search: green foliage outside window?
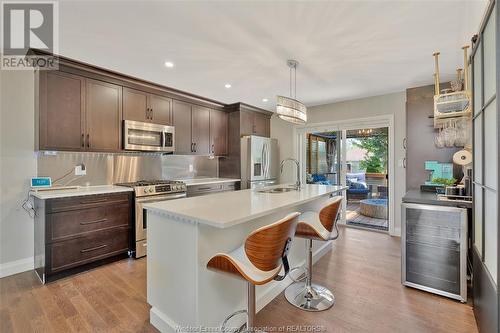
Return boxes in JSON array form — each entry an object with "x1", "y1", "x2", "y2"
[{"x1": 353, "y1": 129, "x2": 388, "y2": 173}]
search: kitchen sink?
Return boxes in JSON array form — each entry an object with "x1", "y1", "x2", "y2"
[{"x1": 258, "y1": 186, "x2": 297, "y2": 193}]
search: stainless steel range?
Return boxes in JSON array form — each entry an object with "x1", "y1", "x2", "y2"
[{"x1": 116, "y1": 180, "x2": 187, "y2": 258}]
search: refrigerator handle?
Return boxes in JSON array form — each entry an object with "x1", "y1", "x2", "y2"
[
  {"x1": 265, "y1": 143, "x2": 270, "y2": 178},
  {"x1": 264, "y1": 143, "x2": 269, "y2": 178},
  {"x1": 261, "y1": 143, "x2": 266, "y2": 177}
]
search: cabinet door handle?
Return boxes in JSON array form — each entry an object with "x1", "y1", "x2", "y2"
[
  {"x1": 191, "y1": 143, "x2": 194, "y2": 152},
  {"x1": 403, "y1": 157, "x2": 407, "y2": 169},
  {"x1": 80, "y1": 244, "x2": 107, "y2": 253},
  {"x1": 80, "y1": 218, "x2": 107, "y2": 225},
  {"x1": 146, "y1": 108, "x2": 149, "y2": 120},
  {"x1": 211, "y1": 144, "x2": 215, "y2": 154},
  {"x1": 86, "y1": 134, "x2": 90, "y2": 148},
  {"x1": 403, "y1": 138, "x2": 407, "y2": 150},
  {"x1": 150, "y1": 108, "x2": 153, "y2": 120},
  {"x1": 194, "y1": 142, "x2": 197, "y2": 152},
  {"x1": 81, "y1": 134, "x2": 84, "y2": 148}
]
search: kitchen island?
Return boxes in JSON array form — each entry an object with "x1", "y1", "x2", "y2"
[{"x1": 144, "y1": 184, "x2": 346, "y2": 333}]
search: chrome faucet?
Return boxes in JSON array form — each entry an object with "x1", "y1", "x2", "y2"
[{"x1": 280, "y1": 158, "x2": 301, "y2": 190}]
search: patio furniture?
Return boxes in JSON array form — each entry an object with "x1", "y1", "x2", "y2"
[
  {"x1": 359, "y1": 199, "x2": 388, "y2": 219},
  {"x1": 346, "y1": 173, "x2": 370, "y2": 200},
  {"x1": 377, "y1": 185, "x2": 388, "y2": 199}
]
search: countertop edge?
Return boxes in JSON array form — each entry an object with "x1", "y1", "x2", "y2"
[
  {"x1": 402, "y1": 190, "x2": 472, "y2": 209},
  {"x1": 145, "y1": 187, "x2": 346, "y2": 228},
  {"x1": 29, "y1": 186, "x2": 133, "y2": 200}
]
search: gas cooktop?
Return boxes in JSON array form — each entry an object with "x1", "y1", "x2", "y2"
[{"x1": 116, "y1": 180, "x2": 186, "y2": 197}]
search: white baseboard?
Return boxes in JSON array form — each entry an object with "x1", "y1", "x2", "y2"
[
  {"x1": 150, "y1": 307, "x2": 178, "y2": 333},
  {"x1": 0, "y1": 256, "x2": 33, "y2": 278},
  {"x1": 150, "y1": 242, "x2": 333, "y2": 332}
]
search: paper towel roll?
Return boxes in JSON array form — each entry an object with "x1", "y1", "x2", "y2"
[{"x1": 453, "y1": 150, "x2": 472, "y2": 166}]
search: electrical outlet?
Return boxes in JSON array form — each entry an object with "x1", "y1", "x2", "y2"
[
  {"x1": 75, "y1": 165, "x2": 87, "y2": 176},
  {"x1": 189, "y1": 164, "x2": 194, "y2": 172}
]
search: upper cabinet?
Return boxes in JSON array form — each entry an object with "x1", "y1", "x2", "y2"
[
  {"x1": 123, "y1": 88, "x2": 172, "y2": 125},
  {"x1": 210, "y1": 109, "x2": 228, "y2": 155},
  {"x1": 32, "y1": 52, "x2": 263, "y2": 155},
  {"x1": 192, "y1": 105, "x2": 210, "y2": 155},
  {"x1": 172, "y1": 100, "x2": 193, "y2": 154},
  {"x1": 149, "y1": 94, "x2": 172, "y2": 125},
  {"x1": 37, "y1": 72, "x2": 122, "y2": 152},
  {"x1": 239, "y1": 110, "x2": 271, "y2": 137},
  {"x1": 85, "y1": 79, "x2": 122, "y2": 151},
  {"x1": 37, "y1": 71, "x2": 85, "y2": 151},
  {"x1": 172, "y1": 101, "x2": 227, "y2": 156}
]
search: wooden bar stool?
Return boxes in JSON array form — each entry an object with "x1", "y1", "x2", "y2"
[
  {"x1": 207, "y1": 212, "x2": 300, "y2": 332},
  {"x1": 284, "y1": 196, "x2": 343, "y2": 311}
]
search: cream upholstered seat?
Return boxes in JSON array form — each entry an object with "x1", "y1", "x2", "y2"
[
  {"x1": 207, "y1": 211, "x2": 300, "y2": 331},
  {"x1": 285, "y1": 196, "x2": 343, "y2": 312}
]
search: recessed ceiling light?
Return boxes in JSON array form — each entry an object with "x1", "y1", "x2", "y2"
[
  {"x1": 262, "y1": 98, "x2": 268, "y2": 102},
  {"x1": 164, "y1": 61, "x2": 174, "y2": 68},
  {"x1": 224, "y1": 83, "x2": 232, "y2": 89}
]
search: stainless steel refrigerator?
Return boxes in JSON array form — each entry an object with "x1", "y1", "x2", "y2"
[{"x1": 241, "y1": 135, "x2": 279, "y2": 189}]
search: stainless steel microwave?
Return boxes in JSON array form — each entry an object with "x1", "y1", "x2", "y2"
[{"x1": 123, "y1": 120, "x2": 175, "y2": 152}]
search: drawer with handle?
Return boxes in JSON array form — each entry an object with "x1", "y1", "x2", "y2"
[
  {"x1": 187, "y1": 183, "x2": 224, "y2": 197},
  {"x1": 47, "y1": 226, "x2": 129, "y2": 273},
  {"x1": 47, "y1": 202, "x2": 131, "y2": 243},
  {"x1": 46, "y1": 192, "x2": 130, "y2": 213}
]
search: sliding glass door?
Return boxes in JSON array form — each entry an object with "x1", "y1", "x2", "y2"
[{"x1": 471, "y1": 1, "x2": 498, "y2": 332}]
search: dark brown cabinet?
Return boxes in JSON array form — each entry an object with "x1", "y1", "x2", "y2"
[
  {"x1": 123, "y1": 88, "x2": 172, "y2": 125},
  {"x1": 37, "y1": 71, "x2": 123, "y2": 152},
  {"x1": 172, "y1": 100, "x2": 193, "y2": 154},
  {"x1": 210, "y1": 109, "x2": 228, "y2": 155},
  {"x1": 239, "y1": 110, "x2": 271, "y2": 137},
  {"x1": 37, "y1": 71, "x2": 85, "y2": 151},
  {"x1": 123, "y1": 88, "x2": 148, "y2": 123},
  {"x1": 86, "y1": 79, "x2": 122, "y2": 151},
  {"x1": 192, "y1": 105, "x2": 210, "y2": 155},
  {"x1": 219, "y1": 103, "x2": 273, "y2": 179},
  {"x1": 253, "y1": 112, "x2": 270, "y2": 137},
  {"x1": 172, "y1": 101, "x2": 217, "y2": 155},
  {"x1": 34, "y1": 192, "x2": 133, "y2": 283}
]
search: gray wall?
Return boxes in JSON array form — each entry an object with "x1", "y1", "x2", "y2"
[
  {"x1": 406, "y1": 84, "x2": 461, "y2": 190},
  {"x1": 0, "y1": 69, "x2": 37, "y2": 273}
]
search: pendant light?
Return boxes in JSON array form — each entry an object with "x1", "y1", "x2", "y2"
[{"x1": 276, "y1": 60, "x2": 307, "y2": 124}]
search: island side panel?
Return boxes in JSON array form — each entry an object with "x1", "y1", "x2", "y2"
[
  {"x1": 147, "y1": 212, "x2": 199, "y2": 333},
  {"x1": 196, "y1": 197, "x2": 332, "y2": 328}
]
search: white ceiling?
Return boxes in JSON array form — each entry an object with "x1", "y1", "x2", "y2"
[{"x1": 58, "y1": 1, "x2": 487, "y2": 110}]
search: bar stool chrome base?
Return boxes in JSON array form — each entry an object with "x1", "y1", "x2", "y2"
[{"x1": 284, "y1": 281, "x2": 335, "y2": 311}]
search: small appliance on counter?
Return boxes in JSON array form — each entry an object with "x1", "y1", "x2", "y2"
[{"x1": 115, "y1": 180, "x2": 187, "y2": 258}]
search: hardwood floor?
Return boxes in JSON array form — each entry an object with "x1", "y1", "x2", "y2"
[{"x1": 0, "y1": 227, "x2": 478, "y2": 333}]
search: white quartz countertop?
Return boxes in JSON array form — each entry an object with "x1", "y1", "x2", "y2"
[
  {"x1": 29, "y1": 185, "x2": 133, "y2": 199},
  {"x1": 176, "y1": 177, "x2": 240, "y2": 186},
  {"x1": 144, "y1": 184, "x2": 346, "y2": 228}
]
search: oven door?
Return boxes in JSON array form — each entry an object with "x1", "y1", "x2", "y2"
[
  {"x1": 135, "y1": 192, "x2": 186, "y2": 257},
  {"x1": 124, "y1": 120, "x2": 175, "y2": 152}
]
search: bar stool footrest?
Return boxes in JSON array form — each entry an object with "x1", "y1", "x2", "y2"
[
  {"x1": 221, "y1": 309, "x2": 247, "y2": 333},
  {"x1": 284, "y1": 281, "x2": 335, "y2": 312}
]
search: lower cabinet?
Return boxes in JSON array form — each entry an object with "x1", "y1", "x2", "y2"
[
  {"x1": 186, "y1": 181, "x2": 240, "y2": 197},
  {"x1": 34, "y1": 192, "x2": 133, "y2": 283}
]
